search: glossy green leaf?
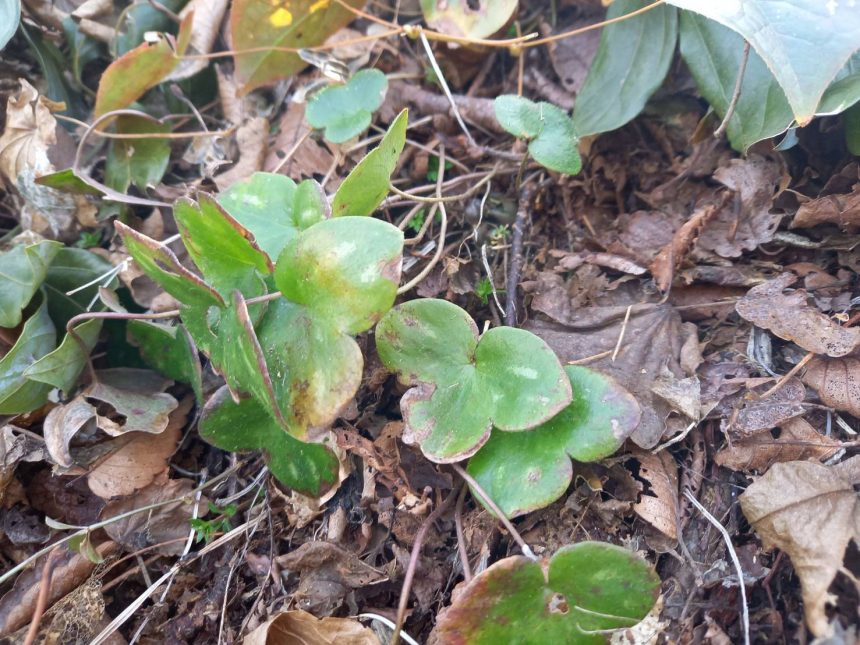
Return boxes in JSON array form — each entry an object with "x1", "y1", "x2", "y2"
[
  {"x1": 24, "y1": 318, "x2": 101, "y2": 393},
  {"x1": 0, "y1": 240, "x2": 61, "y2": 328},
  {"x1": 376, "y1": 299, "x2": 571, "y2": 462},
  {"x1": 42, "y1": 248, "x2": 115, "y2": 329},
  {"x1": 229, "y1": 0, "x2": 364, "y2": 92},
  {"x1": 1, "y1": 0, "x2": 20, "y2": 50},
  {"x1": 494, "y1": 96, "x2": 581, "y2": 175},
  {"x1": 420, "y1": 0, "x2": 516, "y2": 39},
  {"x1": 818, "y1": 53, "x2": 860, "y2": 116},
  {"x1": 468, "y1": 366, "x2": 641, "y2": 518},
  {"x1": 128, "y1": 320, "x2": 203, "y2": 403},
  {"x1": 0, "y1": 299, "x2": 56, "y2": 414},
  {"x1": 35, "y1": 169, "x2": 104, "y2": 196},
  {"x1": 666, "y1": 0, "x2": 860, "y2": 125},
  {"x1": 113, "y1": 0, "x2": 187, "y2": 56},
  {"x1": 435, "y1": 542, "x2": 660, "y2": 645},
  {"x1": 115, "y1": 221, "x2": 224, "y2": 311},
  {"x1": 199, "y1": 386, "x2": 340, "y2": 496},
  {"x1": 306, "y1": 69, "x2": 388, "y2": 143},
  {"x1": 274, "y1": 216, "x2": 403, "y2": 335},
  {"x1": 218, "y1": 172, "x2": 327, "y2": 259},
  {"x1": 104, "y1": 115, "x2": 171, "y2": 191},
  {"x1": 173, "y1": 194, "x2": 272, "y2": 297},
  {"x1": 332, "y1": 109, "x2": 408, "y2": 216},
  {"x1": 679, "y1": 11, "x2": 793, "y2": 152},
  {"x1": 573, "y1": 0, "x2": 677, "y2": 136}
]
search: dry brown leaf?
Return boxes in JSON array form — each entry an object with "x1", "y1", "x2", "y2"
[
  {"x1": 650, "y1": 205, "x2": 714, "y2": 291},
  {"x1": 630, "y1": 449, "x2": 679, "y2": 542},
  {"x1": 715, "y1": 417, "x2": 841, "y2": 471},
  {"x1": 736, "y1": 273, "x2": 860, "y2": 357},
  {"x1": 101, "y1": 474, "x2": 201, "y2": 556},
  {"x1": 263, "y1": 102, "x2": 335, "y2": 179},
  {"x1": 86, "y1": 396, "x2": 190, "y2": 498},
  {"x1": 215, "y1": 116, "x2": 269, "y2": 190},
  {"x1": 732, "y1": 378, "x2": 807, "y2": 435},
  {"x1": 740, "y1": 456, "x2": 860, "y2": 637},
  {"x1": 168, "y1": 0, "x2": 229, "y2": 81},
  {"x1": 696, "y1": 155, "x2": 785, "y2": 258},
  {"x1": 803, "y1": 356, "x2": 860, "y2": 418},
  {"x1": 243, "y1": 610, "x2": 379, "y2": 645},
  {"x1": 791, "y1": 183, "x2": 860, "y2": 232},
  {"x1": 43, "y1": 397, "x2": 100, "y2": 468}
]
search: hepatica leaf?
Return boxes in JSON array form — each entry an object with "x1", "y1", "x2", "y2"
[
  {"x1": 435, "y1": 542, "x2": 660, "y2": 645},
  {"x1": 306, "y1": 69, "x2": 388, "y2": 143},
  {"x1": 468, "y1": 366, "x2": 641, "y2": 518},
  {"x1": 420, "y1": 0, "x2": 517, "y2": 39},
  {"x1": 376, "y1": 299, "x2": 572, "y2": 462},
  {"x1": 494, "y1": 96, "x2": 581, "y2": 175}
]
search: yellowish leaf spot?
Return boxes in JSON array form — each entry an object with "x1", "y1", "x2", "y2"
[
  {"x1": 270, "y1": 7, "x2": 293, "y2": 26},
  {"x1": 309, "y1": 0, "x2": 330, "y2": 13}
]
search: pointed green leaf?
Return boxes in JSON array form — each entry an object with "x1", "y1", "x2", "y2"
[
  {"x1": 494, "y1": 97, "x2": 581, "y2": 175},
  {"x1": 436, "y1": 542, "x2": 660, "y2": 644},
  {"x1": 0, "y1": 240, "x2": 61, "y2": 328},
  {"x1": 0, "y1": 299, "x2": 56, "y2": 414},
  {"x1": 104, "y1": 115, "x2": 171, "y2": 191},
  {"x1": 468, "y1": 366, "x2": 641, "y2": 518},
  {"x1": 128, "y1": 320, "x2": 203, "y2": 403},
  {"x1": 572, "y1": 0, "x2": 678, "y2": 136},
  {"x1": 173, "y1": 194, "x2": 272, "y2": 297},
  {"x1": 666, "y1": 0, "x2": 860, "y2": 125},
  {"x1": 35, "y1": 169, "x2": 104, "y2": 196},
  {"x1": 274, "y1": 216, "x2": 403, "y2": 335},
  {"x1": 218, "y1": 172, "x2": 327, "y2": 259},
  {"x1": 24, "y1": 318, "x2": 102, "y2": 393},
  {"x1": 199, "y1": 386, "x2": 340, "y2": 496},
  {"x1": 332, "y1": 109, "x2": 408, "y2": 216},
  {"x1": 306, "y1": 69, "x2": 388, "y2": 143},
  {"x1": 376, "y1": 299, "x2": 571, "y2": 462}
]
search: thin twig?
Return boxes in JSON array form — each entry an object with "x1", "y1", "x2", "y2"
[
  {"x1": 418, "y1": 30, "x2": 475, "y2": 146},
  {"x1": 714, "y1": 41, "x2": 751, "y2": 139},
  {"x1": 523, "y1": 0, "x2": 666, "y2": 47},
  {"x1": 23, "y1": 548, "x2": 64, "y2": 645},
  {"x1": 684, "y1": 490, "x2": 750, "y2": 645},
  {"x1": 758, "y1": 351, "x2": 814, "y2": 399},
  {"x1": 611, "y1": 305, "x2": 633, "y2": 361},
  {"x1": 454, "y1": 484, "x2": 472, "y2": 582},
  {"x1": 505, "y1": 184, "x2": 534, "y2": 326}
]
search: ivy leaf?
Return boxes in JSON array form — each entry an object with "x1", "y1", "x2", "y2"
[
  {"x1": 0, "y1": 298, "x2": 56, "y2": 414},
  {"x1": 218, "y1": 172, "x2": 327, "y2": 259},
  {"x1": 572, "y1": 0, "x2": 678, "y2": 137},
  {"x1": 128, "y1": 320, "x2": 203, "y2": 403},
  {"x1": 376, "y1": 299, "x2": 572, "y2": 462},
  {"x1": 420, "y1": 0, "x2": 517, "y2": 39},
  {"x1": 199, "y1": 386, "x2": 340, "y2": 496},
  {"x1": 104, "y1": 115, "x2": 171, "y2": 191},
  {"x1": 306, "y1": 69, "x2": 388, "y2": 143},
  {"x1": 494, "y1": 96, "x2": 581, "y2": 175},
  {"x1": 0, "y1": 240, "x2": 61, "y2": 328},
  {"x1": 332, "y1": 109, "x2": 408, "y2": 216},
  {"x1": 230, "y1": 0, "x2": 364, "y2": 92},
  {"x1": 666, "y1": 0, "x2": 860, "y2": 125},
  {"x1": 467, "y1": 366, "x2": 641, "y2": 518},
  {"x1": 435, "y1": 542, "x2": 660, "y2": 644},
  {"x1": 24, "y1": 318, "x2": 101, "y2": 394}
]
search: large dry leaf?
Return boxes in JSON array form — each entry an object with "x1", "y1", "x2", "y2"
[
  {"x1": 527, "y1": 299, "x2": 700, "y2": 448},
  {"x1": 243, "y1": 610, "x2": 379, "y2": 645},
  {"x1": 696, "y1": 155, "x2": 785, "y2": 258},
  {"x1": 631, "y1": 448, "x2": 679, "y2": 542},
  {"x1": 803, "y1": 356, "x2": 860, "y2": 418},
  {"x1": 735, "y1": 273, "x2": 860, "y2": 357},
  {"x1": 791, "y1": 182, "x2": 860, "y2": 232},
  {"x1": 740, "y1": 456, "x2": 860, "y2": 637},
  {"x1": 716, "y1": 417, "x2": 841, "y2": 471},
  {"x1": 731, "y1": 378, "x2": 807, "y2": 435}
]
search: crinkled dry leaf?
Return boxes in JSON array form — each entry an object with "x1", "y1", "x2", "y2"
[
  {"x1": 630, "y1": 448, "x2": 679, "y2": 543},
  {"x1": 243, "y1": 610, "x2": 379, "y2": 645},
  {"x1": 803, "y1": 356, "x2": 860, "y2": 418},
  {"x1": 696, "y1": 155, "x2": 785, "y2": 258},
  {"x1": 650, "y1": 205, "x2": 715, "y2": 291},
  {"x1": 44, "y1": 397, "x2": 98, "y2": 468},
  {"x1": 740, "y1": 456, "x2": 860, "y2": 637},
  {"x1": 791, "y1": 182, "x2": 860, "y2": 232},
  {"x1": 731, "y1": 378, "x2": 807, "y2": 435},
  {"x1": 735, "y1": 273, "x2": 860, "y2": 357},
  {"x1": 168, "y1": 0, "x2": 229, "y2": 81},
  {"x1": 716, "y1": 417, "x2": 841, "y2": 471}
]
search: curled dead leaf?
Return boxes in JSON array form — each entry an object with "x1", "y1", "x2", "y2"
[
  {"x1": 735, "y1": 273, "x2": 860, "y2": 357},
  {"x1": 715, "y1": 417, "x2": 841, "y2": 471},
  {"x1": 790, "y1": 183, "x2": 860, "y2": 232},
  {"x1": 803, "y1": 356, "x2": 860, "y2": 418},
  {"x1": 243, "y1": 610, "x2": 379, "y2": 645},
  {"x1": 630, "y1": 448, "x2": 679, "y2": 544}
]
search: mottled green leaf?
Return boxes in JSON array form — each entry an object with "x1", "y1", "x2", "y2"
[
  {"x1": 468, "y1": 366, "x2": 641, "y2": 518},
  {"x1": 420, "y1": 0, "x2": 517, "y2": 39},
  {"x1": 128, "y1": 320, "x2": 203, "y2": 402},
  {"x1": 436, "y1": 542, "x2": 660, "y2": 645},
  {"x1": 218, "y1": 172, "x2": 327, "y2": 259},
  {"x1": 376, "y1": 299, "x2": 571, "y2": 462},
  {"x1": 24, "y1": 318, "x2": 101, "y2": 393},
  {"x1": 573, "y1": 0, "x2": 677, "y2": 136},
  {"x1": 199, "y1": 386, "x2": 340, "y2": 496},
  {"x1": 0, "y1": 299, "x2": 56, "y2": 414},
  {"x1": 332, "y1": 109, "x2": 408, "y2": 216},
  {"x1": 0, "y1": 240, "x2": 61, "y2": 328},
  {"x1": 306, "y1": 69, "x2": 388, "y2": 143}
]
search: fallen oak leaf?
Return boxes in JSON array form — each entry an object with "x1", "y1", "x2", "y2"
[
  {"x1": 735, "y1": 273, "x2": 860, "y2": 357},
  {"x1": 740, "y1": 456, "x2": 860, "y2": 637}
]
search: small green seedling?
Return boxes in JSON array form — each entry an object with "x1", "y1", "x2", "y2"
[
  {"x1": 435, "y1": 542, "x2": 660, "y2": 644},
  {"x1": 375, "y1": 298, "x2": 572, "y2": 462},
  {"x1": 494, "y1": 95, "x2": 582, "y2": 175},
  {"x1": 305, "y1": 68, "x2": 388, "y2": 143},
  {"x1": 474, "y1": 277, "x2": 494, "y2": 305},
  {"x1": 191, "y1": 502, "x2": 238, "y2": 544},
  {"x1": 467, "y1": 366, "x2": 641, "y2": 518}
]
